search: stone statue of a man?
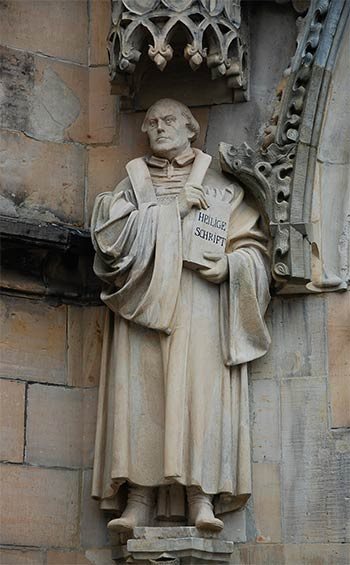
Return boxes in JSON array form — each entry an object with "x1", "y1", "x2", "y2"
[{"x1": 91, "y1": 98, "x2": 271, "y2": 533}]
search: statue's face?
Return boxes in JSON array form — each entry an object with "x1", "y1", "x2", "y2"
[{"x1": 145, "y1": 103, "x2": 191, "y2": 159}]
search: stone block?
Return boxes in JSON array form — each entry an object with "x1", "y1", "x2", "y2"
[
  {"x1": 239, "y1": 544, "x2": 285, "y2": 565},
  {"x1": 89, "y1": 0, "x2": 111, "y2": 66},
  {"x1": 67, "y1": 305, "x2": 105, "y2": 388},
  {"x1": 318, "y1": 16, "x2": 350, "y2": 165},
  {"x1": 285, "y1": 543, "x2": 350, "y2": 565},
  {"x1": 30, "y1": 57, "x2": 88, "y2": 144},
  {"x1": 250, "y1": 295, "x2": 327, "y2": 379},
  {"x1": 88, "y1": 67, "x2": 117, "y2": 144},
  {"x1": 47, "y1": 551, "x2": 91, "y2": 565},
  {"x1": 26, "y1": 384, "x2": 97, "y2": 468},
  {"x1": 0, "y1": 296, "x2": 66, "y2": 384},
  {"x1": 0, "y1": 0, "x2": 88, "y2": 64},
  {"x1": 0, "y1": 379, "x2": 25, "y2": 462},
  {"x1": 0, "y1": 130, "x2": 85, "y2": 225},
  {"x1": 0, "y1": 48, "x2": 89, "y2": 144},
  {"x1": 327, "y1": 292, "x2": 350, "y2": 428},
  {"x1": 80, "y1": 470, "x2": 109, "y2": 548},
  {"x1": 280, "y1": 377, "x2": 350, "y2": 543},
  {"x1": 0, "y1": 548, "x2": 44, "y2": 564},
  {"x1": 251, "y1": 379, "x2": 280, "y2": 462},
  {"x1": 0, "y1": 463, "x2": 79, "y2": 547},
  {"x1": 84, "y1": 549, "x2": 115, "y2": 565},
  {"x1": 0, "y1": 47, "x2": 35, "y2": 133},
  {"x1": 252, "y1": 463, "x2": 281, "y2": 543}
]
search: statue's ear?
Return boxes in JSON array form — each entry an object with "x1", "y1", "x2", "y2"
[
  {"x1": 187, "y1": 128, "x2": 197, "y2": 143},
  {"x1": 141, "y1": 118, "x2": 148, "y2": 134}
]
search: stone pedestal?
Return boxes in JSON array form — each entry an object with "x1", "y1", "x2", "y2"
[{"x1": 111, "y1": 527, "x2": 234, "y2": 564}]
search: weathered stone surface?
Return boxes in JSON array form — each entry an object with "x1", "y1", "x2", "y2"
[
  {"x1": 89, "y1": 0, "x2": 111, "y2": 66},
  {"x1": 0, "y1": 130, "x2": 85, "y2": 225},
  {"x1": 26, "y1": 384, "x2": 97, "y2": 468},
  {"x1": 0, "y1": 296, "x2": 66, "y2": 384},
  {"x1": 0, "y1": 0, "x2": 88, "y2": 64},
  {"x1": 239, "y1": 543, "x2": 285, "y2": 565},
  {"x1": 327, "y1": 292, "x2": 350, "y2": 428},
  {"x1": 84, "y1": 549, "x2": 115, "y2": 565},
  {"x1": 284, "y1": 543, "x2": 350, "y2": 564},
  {"x1": 0, "y1": 47, "x2": 35, "y2": 133},
  {"x1": 318, "y1": 15, "x2": 350, "y2": 165},
  {"x1": 0, "y1": 379, "x2": 25, "y2": 462},
  {"x1": 29, "y1": 57, "x2": 85, "y2": 144},
  {"x1": 88, "y1": 67, "x2": 117, "y2": 144},
  {"x1": 80, "y1": 470, "x2": 109, "y2": 548},
  {"x1": 0, "y1": 548, "x2": 45, "y2": 565},
  {"x1": 47, "y1": 551, "x2": 91, "y2": 565},
  {"x1": 281, "y1": 376, "x2": 350, "y2": 543},
  {"x1": 252, "y1": 463, "x2": 281, "y2": 543},
  {"x1": 239, "y1": 543, "x2": 350, "y2": 564},
  {"x1": 250, "y1": 296, "x2": 327, "y2": 379},
  {"x1": 86, "y1": 111, "x2": 147, "y2": 213},
  {"x1": 251, "y1": 379, "x2": 280, "y2": 462},
  {"x1": 67, "y1": 305, "x2": 105, "y2": 388},
  {"x1": 0, "y1": 463, "x2": 79, "y2": 547}
]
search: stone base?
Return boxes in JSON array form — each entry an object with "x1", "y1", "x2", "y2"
[{"x1": 111, "y1": 527, "x2": 234, "y2": 564}]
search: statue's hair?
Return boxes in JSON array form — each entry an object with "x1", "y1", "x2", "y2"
[{"x1": 141, "y1": 98, "x2": 200, "y2": 142}]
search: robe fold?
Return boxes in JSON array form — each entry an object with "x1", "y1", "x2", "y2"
[{"x1": 91, "y1": 150, "x2": 271, "y2": 516}]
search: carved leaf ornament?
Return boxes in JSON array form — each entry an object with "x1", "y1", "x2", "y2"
[
  {"x1": 109, "y1": 0, "x2": 245, "y2": 91},
  {"x1": 220, "y1": 0, "x2": 348, "y2": 290}
]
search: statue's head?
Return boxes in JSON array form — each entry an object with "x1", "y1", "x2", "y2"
[{"x1": 141, "y1": 98, "x2": 200, "y2": 160}]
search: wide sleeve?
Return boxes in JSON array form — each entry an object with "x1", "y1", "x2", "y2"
[
  {"x1": 91, "y1": 181, "x2": 182, "y2": 334},
  {"x1": 219, "y1": 185, "x2": 271, "y2": 365}
]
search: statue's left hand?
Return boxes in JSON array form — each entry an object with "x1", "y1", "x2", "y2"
[{"x1": 198, "y1": 253, "x2": 228, "y2": 284}]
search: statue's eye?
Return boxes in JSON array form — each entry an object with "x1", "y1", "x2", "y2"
[
  {"x1": 165, "y1": 117, "x2": 175, "y2": 125},
  {"x1": 149, "y1": 120, "x2": 157, "y2": 128}
]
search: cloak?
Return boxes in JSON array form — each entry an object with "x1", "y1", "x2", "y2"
[{"x1": 91, "y1": 150, "x2": 271, "y2": 518}]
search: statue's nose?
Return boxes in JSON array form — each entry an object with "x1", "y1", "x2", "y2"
[{"x1": 157, "y1": 120, "x2": 165, "y2": 132}]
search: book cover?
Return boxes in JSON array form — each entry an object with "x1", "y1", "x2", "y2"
[{"x1": 182, "y1": 190, "x2": 232, "y2": 270}]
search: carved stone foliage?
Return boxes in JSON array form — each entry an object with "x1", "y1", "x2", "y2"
[
  {"x1": 220, "y1": 0, "x2": 350, "y2": 292},
  {"x1": 108, "y1": 0, "x2": 247, "y2": 96}
]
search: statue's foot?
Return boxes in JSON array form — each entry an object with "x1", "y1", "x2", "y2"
[
  {"x1": 187, "y1": 486, "x2": 224, "y2": 532},
  {"x1": 194, "y1": 507, "x2": 224, "y2": 532},
  {"x1": 107, "y1": 515, "x2": 136, "y2": 532},
  {"x1": 107, "y1": 486, "x2": 154, "y2": 532}
]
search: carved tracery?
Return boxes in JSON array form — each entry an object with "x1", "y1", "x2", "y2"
[{"x1": 108, "y1": 0, "x2": 247, "y2": 99}]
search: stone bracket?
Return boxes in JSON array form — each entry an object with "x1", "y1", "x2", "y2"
[{"x1": 111, "y1": 527, "x2": 234, "y2": 564}]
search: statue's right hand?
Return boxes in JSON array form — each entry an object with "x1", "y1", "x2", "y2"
[{"x1": 178, "y1": 183, "x2": 209, "y2": 219}]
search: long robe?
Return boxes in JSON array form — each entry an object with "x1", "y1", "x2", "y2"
[{"x1": 91, "y1": 150, "x2": 271, "y2": 517}]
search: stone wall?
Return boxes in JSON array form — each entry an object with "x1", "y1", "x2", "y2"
[{"x1": 0, "y1": 1, "x2": 349, "y2": 564}]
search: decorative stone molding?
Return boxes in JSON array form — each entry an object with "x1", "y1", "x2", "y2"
[
  {"x1": 220, "y1": 0, "x2": 350, "y2": 292},
  {"x1": 108, "y1": 0, "x2": 248, "y2": 100}
]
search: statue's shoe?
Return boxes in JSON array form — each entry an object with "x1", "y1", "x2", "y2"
[
  {"x1": 187, "y1": 486, "x2": 224, "y2": 532},
  {"x1": 107, "y1": 486, "x2": 154, "y2": 532},
  {"x1": 107, "y1": 515, "x2": 135, "y2": 532},
  {"x1": 194, "y1": 507, "x2": 224, "y2": 532}
]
